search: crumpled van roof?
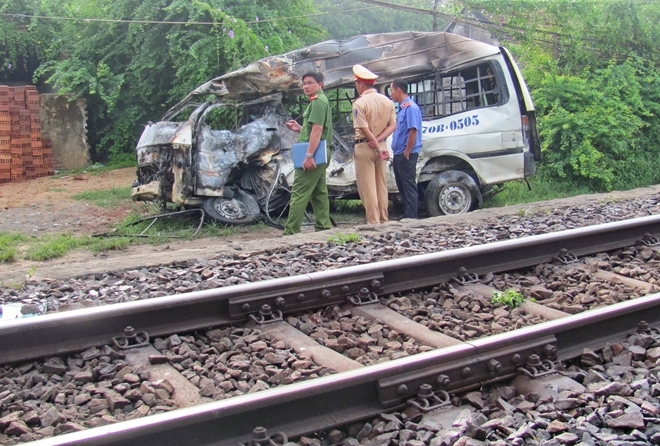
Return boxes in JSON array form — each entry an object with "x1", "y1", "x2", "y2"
[{"x1": 183, "y1": 31, "x2": 501, "y2": 101}]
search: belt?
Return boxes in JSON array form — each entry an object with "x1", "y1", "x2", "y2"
[{"x1": 355, "y1": 138, "x2": 368, "y2": 144}]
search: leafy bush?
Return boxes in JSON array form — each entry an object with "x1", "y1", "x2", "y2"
[
  {"x1": 530, "y1": 60, "x2": 658, "y2": 191},
  {"x1": 470, "y1": 0, "x2": 660, "y2": 193}
]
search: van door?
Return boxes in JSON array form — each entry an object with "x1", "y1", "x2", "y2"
[{"x1": 500, "y1": 47, "x2": 541, "y2": 162}]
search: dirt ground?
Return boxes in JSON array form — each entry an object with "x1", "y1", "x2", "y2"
[
  {"x1": 1, "y1": 167, "x2": 659, "y2": 285},
  {"x1": 0, "y1": 168, "x2": 141, "y2": 236}
]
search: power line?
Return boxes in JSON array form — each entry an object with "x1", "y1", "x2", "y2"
[
  {"x1": 356, "y1": 0, "x2": 657, "y2": 44},
  {"x1": 2, "y1": 0, "x2": 652, "y2": 50},
  {"x1": 0, "y1": 9, "x2": 363, "y2": 26}
]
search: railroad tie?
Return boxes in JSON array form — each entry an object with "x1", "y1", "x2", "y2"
[
  {"x1": 344, "y1": 302, "x2": 462, "y2": 348},
  {"x1": 254, "y1": 320, "x2": 364, "y2": 373},
  {"x1": 124, "y1": 345, "x2": 213, "y2": 408},
  {"x1": 458, "y1": 283, "x2": 570, "y2": 320}
]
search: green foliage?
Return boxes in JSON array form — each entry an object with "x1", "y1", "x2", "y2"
[
  {"x1": 491, "y1": 289, "x2": 530, "y2": 308},
  {"x1": 328, "y1": 232, "x2": 361, "y2": 245},
  {"x1": 53, "y1": 162, "x2": 134, "y2": 178},
  {"x1": 531, "y1": 60, "x2": 657, "y2": 191},
  {"x1": 465, "y1": 0, "x2": 660, "y2": 68},
  {"x1": 465, "y1": 0, "x2": 660, "y2": 192},
  {"x1": 0, "y1": 0, "x2": 59, "y2": 77},
  {"x1": 71, "y1": 187, "x2": 132, "y2": 208},
  {"x1": 328, "y1": 199, "x2": 366, "y2": 223},
  {"x1": 5, "y1": 0, "x2": 660, "y2": 195},
  {"x1": 110, "y1": 211, "x2": 207, "y2": 241},
  {"x1": 29, "y1": 0, "x2": 326, "y2": 164}
]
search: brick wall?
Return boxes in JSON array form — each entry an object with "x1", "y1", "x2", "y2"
[{"x1": 0, "y1": 85, "x2": 54, "y2": 183}]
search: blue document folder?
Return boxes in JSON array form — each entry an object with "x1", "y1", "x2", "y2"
[{"x1": 292, "y1": 140, "x2": 327, "y2": 169}]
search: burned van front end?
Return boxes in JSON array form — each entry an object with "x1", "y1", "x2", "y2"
[
  {"x1": 131, "y1": 120, "x2": 195, "y2": 207},
  {"x1": 131, "y1": 97, "x2": 302, "y2": 226}
]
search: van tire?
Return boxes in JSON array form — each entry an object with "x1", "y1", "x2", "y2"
[
  {"x1": 202, "y1": 190, "x2": 260, "y2": 225},
  {"x1": 424, "y1": 170, "x2": 481, "y2": 216}
]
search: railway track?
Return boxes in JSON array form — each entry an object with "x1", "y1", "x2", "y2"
[{"x1": 2, "y1": 215, "x2": 660, "y2": 445}]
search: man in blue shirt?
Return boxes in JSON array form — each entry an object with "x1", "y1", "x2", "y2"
[{"x1": 389, "y1": 79, "x2": 422, "y2": 219}]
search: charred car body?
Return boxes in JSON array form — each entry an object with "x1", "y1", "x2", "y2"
[{"x1": 131, "y1": 31, "x2": 541, "y2": 225}]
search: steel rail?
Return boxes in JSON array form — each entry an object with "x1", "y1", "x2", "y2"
[
  {"x1": 2, "y1": 214, "x2": 660, "y2": 365},
  {"x1": 28, "y1": 293, "x2": 660, "y2": 446}
]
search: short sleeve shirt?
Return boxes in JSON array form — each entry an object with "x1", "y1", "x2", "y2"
[
  {"x1": 352, "y1": 90, "x2": 395, "y2": 140},
  {"x1": 391, "y1": 97, "x2": 423, "y2": 155},
  {"x1": 299, "y1": 91, "x2": 333, "y2": 143}
]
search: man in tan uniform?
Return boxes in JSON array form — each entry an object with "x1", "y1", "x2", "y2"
[{"x1": 352, "y1": 65, "x2": 396, "y2": 224}]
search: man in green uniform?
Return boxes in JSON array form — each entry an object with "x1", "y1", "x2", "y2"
[{"x1": 283, "y1": 71, "x2": 333, "y2": 235}]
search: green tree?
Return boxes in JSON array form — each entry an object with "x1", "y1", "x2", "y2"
[
  {"x1": 31, "y1": 0, "x2": 325, "y2": 164},
  {"x1": 465, "y1": 0, "x2": 660, "y2": 191},
  {"x1": 0, "y1": 0, "x2": 60, "y2": 79}
]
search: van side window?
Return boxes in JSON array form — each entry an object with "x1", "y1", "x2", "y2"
[
  {"x1": 409, "y1": 62, "x2": 502, "y2": 119},
  {"x1": 327, "y1": 88, "x2": 359, "y2": 163},
  {"x1": 283, "y1": 88, "x2": 358, "y2": 164}
]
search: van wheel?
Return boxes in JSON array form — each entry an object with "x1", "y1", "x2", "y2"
[
  {"x1": 202, "y1": 190, "x2": 260, "y2": 225},
  {"x1": 424, "y1": 171, "x2": 481, "y2": 216}
]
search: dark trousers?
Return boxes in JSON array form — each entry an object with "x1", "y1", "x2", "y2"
[{"x1": 393, "y1": 153, "x2": 419, "y2": 219}]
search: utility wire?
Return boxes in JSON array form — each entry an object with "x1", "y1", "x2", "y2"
[
  {"x1": 1, "y1": 0, "x2": 652, "y2": 47},
  {"x1": 0, "y1": 9, "x2": 370, "y2": 26},
  {"x1": 355, "y1": 0, "x2": 651, "y2": 44}
]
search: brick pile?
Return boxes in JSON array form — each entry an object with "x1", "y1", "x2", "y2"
[{"x1": 0, "y1": 85, "x2": 54, "y2": 184}]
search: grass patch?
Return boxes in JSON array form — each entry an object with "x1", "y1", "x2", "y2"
[
  {"x1": 47, "y1": 187, "x2": 67, "y2": 192},
  {"x1": 24, "y1": 234, "x2": 93, "y2": 261},
  {"x1": 330, "y1": 199, "x2": 366, "y2": 223},
  {"x1": 90, "y1": 210, "x2": 270, "y2": 246},
  {"x1": 0, "y1": 209, "x2": 280, "y2": 263},
  {"x1": 328, "y1": 232, "x2": 361, "y2": 245},
  {"x1": 332, "y1": 199, "x2": 364, "y2": 213},
  {"x1": 88, "y1": 236, "x2": 133, "y2": 252},
  {"x1": 484, "y1": 175, "x2": 592, "y2": 209},
  {"x1": 110, "y1": 210, "x2": 228, "y2": 241},
  {"x1": 71, "y1": 187, "x2": 132, "y2": 208},
  {"x1": 0, "y1": 233, "x2": 28, "y2": 263}
]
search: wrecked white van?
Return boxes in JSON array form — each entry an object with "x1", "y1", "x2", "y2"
[{"x1": 131, "y1": 31, "x2": 540, "y2": 225}]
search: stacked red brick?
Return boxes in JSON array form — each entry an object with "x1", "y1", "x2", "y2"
[{"x1": 0, "y1": 85, "x2": 53, "y2": 183}]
